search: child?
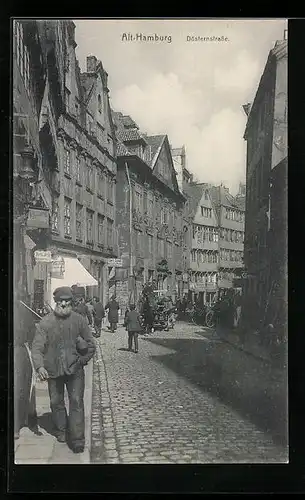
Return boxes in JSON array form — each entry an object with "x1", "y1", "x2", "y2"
[{"x1": 124, "y1": 304, "x2": 142, "y2": 353}]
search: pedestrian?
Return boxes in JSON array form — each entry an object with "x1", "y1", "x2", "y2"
[
  {"x1": 73, "y1": 296, "x2": 93, "y2": 326},
  {"x1": 86, "y1": 298, "x2": 95, "y2": 320},
  {"x1": 105, "y1": 295, "x2": 120, "y2": 332},
  {"x1": 125, "y1": 304, "x2": 142, "y2": 353},
  {"x1": 31, "y1": 286, "x2": 96, "y2": 453},
  {"x1": 92, "y1": 297, "x2": 105, "y2": 338}
]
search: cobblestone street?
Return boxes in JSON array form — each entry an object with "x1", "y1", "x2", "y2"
[{"x1": 91, "y1": 321, "x2": 288, "y2": 464}]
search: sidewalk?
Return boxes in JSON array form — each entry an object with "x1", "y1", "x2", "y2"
[
  {"x1": 14, "y1": 360, "x2": 93, "y2": 464},
  {"x1": 216, "y1": 328, "x2": 270, "y2": 361}
]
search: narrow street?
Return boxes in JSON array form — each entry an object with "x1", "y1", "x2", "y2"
[{"x1": 91, "y1": 321, "x2": 287, "y2": 464}]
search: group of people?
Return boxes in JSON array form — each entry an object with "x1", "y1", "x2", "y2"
[{"x1": 72, "y1": 296, "x2": 105, "y2": 337}]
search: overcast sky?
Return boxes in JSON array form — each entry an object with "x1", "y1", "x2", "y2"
[{"x1": 74, "y1": 19, "x2": 287, "y2": 194}]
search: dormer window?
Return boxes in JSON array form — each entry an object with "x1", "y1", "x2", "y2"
[{"x1": 98, "y1": 94, "x2": 102, "y2": 113}]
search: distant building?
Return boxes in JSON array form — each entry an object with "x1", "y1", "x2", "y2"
[
  {"x1": 113, "y1": 112, "x2": 187, "y2": 306},
  {"x1": 210, "y1": 185, "x2": 245, "y2": 290},
  {"x1": 242, "y1": 35, "x2": 287, "y2": 335},
  {"x1": 183, "y1": 183, "x2": 245, "y2": 305},
  {"x1": 183, "y1": 183, "x2": 219, "y2": 305},
  {"x1": 171, "y1": 145, "x2": 193, "y2": 193}
]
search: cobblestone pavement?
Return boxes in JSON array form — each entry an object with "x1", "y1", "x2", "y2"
[{"x1": 91, "y1": 321, "x2": 288, "y2": 464}]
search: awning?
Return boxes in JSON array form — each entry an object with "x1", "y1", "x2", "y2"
[{"x1": 50, "y1": 256, "x2": 98, "y2": 308}]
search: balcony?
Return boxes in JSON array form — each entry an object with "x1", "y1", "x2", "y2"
[
  {"x1": 219, "y1": 260, "x2": 244, "y2": 269},
  {"x1": 192, "y1": 240, "x2": 218, "y2": 251},
  {"x1": 190, "y1": 282, "x2": 217, "y2": 293},
  {"x1": 190, "y1": 261, "x2": 218, "y2": 272}
]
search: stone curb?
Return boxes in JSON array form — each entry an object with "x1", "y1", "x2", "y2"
[{"x1": 91, "y1": 341, "x2": 120, "y2": 464}]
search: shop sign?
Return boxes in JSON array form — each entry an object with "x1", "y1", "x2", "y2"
[
  {"x1": 34, "y1": 250, "x2": 52, "y2": 263},
  {"x1": 51, "y1": 256, "x2": 65, "y2": 279},
  {"x1": 27, "y1": 208, "x2": 50, "y2": 229},
  {"x1": 107, "y1": 258, "x2": 123, "y2": 267}
]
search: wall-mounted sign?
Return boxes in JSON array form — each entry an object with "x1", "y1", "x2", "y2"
[
  {"x1": 51, "y1": 256, "x2": 65, "y2": 279},
  {"x1": 27, "y1": 208, "x2": 50, "y2": 229},
  {"x1": 34, "y1": 250, "x2": 52, "y2": 263},
  {"x1": 107, "y1": 258, "x2": 123, "y2": 267}
]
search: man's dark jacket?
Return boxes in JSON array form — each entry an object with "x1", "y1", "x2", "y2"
[
  {"x1": 125, "y1": 310, "x2": 142, "y2": 332},
  {"x1": 105, "y1": 300, "x2": 119, "y2": 323},
  {"x1": 31, "y1": 311, "x2": 96, "y2": 378}
]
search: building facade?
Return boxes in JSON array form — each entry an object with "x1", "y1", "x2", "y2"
[
  {"x1": 113, "y1": 113, "x2": 187, "y2": 309},
  {"x1": 242, "y1": 35, "x2": 287, "y2": 334},
  {"x1": 183, "y1": 183, "x2": 245, "y2": 305},
  {"x1": 45, "y1": 24, "x2": 117, "y2": 307},
  {"x1": 183, "y1": 183, "x2": 219, "y2": 305}
]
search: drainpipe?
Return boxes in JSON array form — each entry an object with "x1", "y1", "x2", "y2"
[{"x1": 125, "y1": 162, "x2": 135, "y2": 303}]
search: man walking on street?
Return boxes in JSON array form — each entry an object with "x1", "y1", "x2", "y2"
[
  {"x1": 73, "y1": 296, "x2": 93, "y2": 326},
  {"x1": 105, "y1": 295, "x2": 120, "y2": 333},
  {"x1": 125, "y1": 304, "x2": 142, "y2": 353},
  {"x1": 31, "y1": 287, "x2": 96, "y2": 453},
  {"x1": 92, "y1": 297, "x2": 105, "y2": 338}
]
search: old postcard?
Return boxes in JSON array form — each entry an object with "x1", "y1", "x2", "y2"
[{"x1": 13, "y1": 18, "x2": 288, "y2": 467}]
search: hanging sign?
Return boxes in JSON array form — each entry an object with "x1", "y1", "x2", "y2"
[
  {"x1": 107, "y1": 258, "x2": 123, "y2": 267},
  {"x1": 27, "y1": 208, "x2": 50, "y2": 229},
  {"x1": 51, "y1": 256, "x2": 65, "y2": 279},
  {"x1": 34, "y1": 250, "x2": 52, "y2": 263}
]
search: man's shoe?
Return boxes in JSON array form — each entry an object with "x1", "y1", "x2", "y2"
[
  {"x1": 134, "y1": 350, "x2": 138, "y2": 353},
  {"x1": 72, "y1": 445, "x2": 84, "y2": 454},
  {"x1": 57, "y1": 434, "x2": 66, "y2": 443}
]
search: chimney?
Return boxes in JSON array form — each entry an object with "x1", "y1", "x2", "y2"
[
  {"x1": 86, "y1": 55, "x2": 97, "y2": 73},
  {"x1": 242, "y1": 103, "x2": 252, "y2": 116}
]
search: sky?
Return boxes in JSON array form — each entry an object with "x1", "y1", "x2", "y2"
[{"x1": 74, "y1": 19, "x2": 287, "y2": 195}]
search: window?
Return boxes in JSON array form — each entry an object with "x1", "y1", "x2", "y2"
[
  {"x1": 97, "y1": 123, "x2": 104, "y2": 144},
  {"x1": 148, "y1": 235, "x2": 153, "y2": 254},
  {"x1": 147, "y1": 194, "x2": 154, "y2": 217},
  {"x1": 76, "y1": 155, "x2": 81, "y2": 183},
  {"x1": 107, "y1": 219, "x2": 113, "y2": 248},
  {"x1": 98, "y1": 94, "x2": 102, "y2": 113},
  {"x1": 15, "y1": 22, "x2": 30, "y2": 92},
  {"x1": 167, "y1": 242, "x2": 172, "y2": 259},
  {"x1": 205, "y1": 190, "x2": 209, "y2": 200},
  {"x1": 86, "y1": 210, "x2": 94, "y2": 242},
  {"x1": 107, "y1": 177, "x2": 114, "y2": 203},
  {"x1": 64, "y1": 148, "x2": 71, "y2": 176},
  {"x1": 191, "y1": 250, "x2": 196, "y2": 262},
  {"x1": 98, "y1": 214, "x2": 104, "y2": 245},
  {"x1": 97, "y1": 171, "x2": 105, "y2": 198},
  {"x1": 192, "y1": 225, "x2": 197, "y2": 240},
  {"x1": 135, "y1": 189, "x2": 143, "y2": 212},
  {"x1": 86, "y1": 164, "x2": 94, "y2": 191},
  {"x1": 161, "y1": 207, "x2": 168, "y2": 224},
  {"x1": 51, "y1": 198, "x2": 59, "y2": 232},
  {"x1": 201, "y1": 207, "x2": 212, "y2": 218},
  {"x1": 64, "y1": 198, "x2": 71, "y2": 236},
  {"x1": 76, "y1": 203, "x2": 83, "y2": 240}
]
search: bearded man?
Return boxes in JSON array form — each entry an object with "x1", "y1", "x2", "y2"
[{"x1": 31, "y1": 287, "x2": 96, "y2": 453}]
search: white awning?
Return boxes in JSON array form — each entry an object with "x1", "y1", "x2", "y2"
[{"x1": 50, "y1": 256, "x2": 98, "y2": 308}]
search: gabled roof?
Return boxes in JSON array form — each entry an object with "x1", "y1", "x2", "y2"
[
  {"x1": 209, "y1": 185, "x2": 243, "y2": 210},
  {"x1": 244, "y1": 38, "x2": 287, "y2": 138},
  {"x1": 183, "y1": 183, "x2": 208, "y2": 216},
  {"x1": 118, "y1": 128, "x2": 145, "y2": 142},
  {"x1": 145, "y1": 135, "x2": 166, "y2": 168}
]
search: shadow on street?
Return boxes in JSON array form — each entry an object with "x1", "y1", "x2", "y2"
[{"x1": 145, "y1": 335, "x2": 288, "y2": 448}]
